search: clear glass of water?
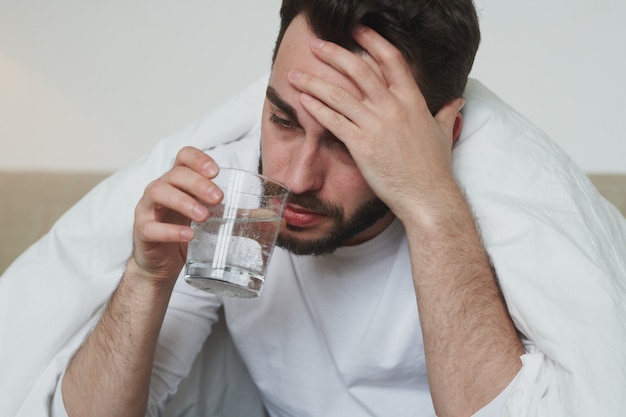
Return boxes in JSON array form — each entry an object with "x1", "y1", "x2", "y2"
[{"x1": 184, "y1": 168, "x2": 289, "y2": 298}]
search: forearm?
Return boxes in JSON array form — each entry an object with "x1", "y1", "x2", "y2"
[
  {"x1": 62, "y1": 258, "x2": 175, "y2": 417},
  {"x1": 405, "y1": 183, "x2": 524, "y2": 417}
]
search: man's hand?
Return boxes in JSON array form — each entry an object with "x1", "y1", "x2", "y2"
[
  {"x1": 132, "y1": 146, "x2": 224, "y2": 284},
  {"x1": 286, "y1": 25, "x2": 464, "y2": 225},
  {"x1": 62, "y1": 147, "x2": 223, "y2": 417},
  {"x1": 287, "y1": 26, "x2": 524, "y2": 417}
]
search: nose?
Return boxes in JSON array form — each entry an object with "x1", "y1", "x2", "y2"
[{"x1": 283, "y1": 138, "x2": 325, "y2": 195}]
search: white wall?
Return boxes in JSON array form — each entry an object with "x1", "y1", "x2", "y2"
[
  {"x1": 472, "y1": 0, "x2": 626, "y2": 174},
  {"x1": 1, "y1": 0, "x2": 624, "y2": 173},
  {"x1": 0, "y1": 0, "x2": 282, "y2": 172}
]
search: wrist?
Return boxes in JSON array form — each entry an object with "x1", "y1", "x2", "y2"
[
  {"x1": 122, "y1": 256, "x2": 178, "y2": 300},
  {"x1": 400, "y1": 180, "x2": 473, "y2": 239}
]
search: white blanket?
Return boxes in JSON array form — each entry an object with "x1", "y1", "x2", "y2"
[{"x1": 1, "y1": 75, "x2": 624, "y2": 416}]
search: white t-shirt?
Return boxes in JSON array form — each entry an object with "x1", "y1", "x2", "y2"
[{"x1": 53, "y1": 136, "x2": 540, "y2": 417}]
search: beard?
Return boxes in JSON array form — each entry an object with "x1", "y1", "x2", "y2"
[{"x1": 259, "y1": 156, "x2": 390, "y2": 256}]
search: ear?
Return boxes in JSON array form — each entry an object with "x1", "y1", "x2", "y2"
[{"x1": 452, "y1": 111, "x2": 463, "y2": 144}]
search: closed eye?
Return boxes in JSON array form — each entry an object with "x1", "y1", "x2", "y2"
[{"x1": 270, "y1": 113, "x2": 299, "y2": 130}]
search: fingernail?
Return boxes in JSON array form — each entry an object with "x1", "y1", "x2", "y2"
[
  {"x1": 301, "y1": 93, "x2": 313, "y2": 103},
  {"x1": 181, "y1": 227, "x2": 194, "y2": 240},
  {"x1": 203, "y1": 161, "x2": 218, "y2": 177},
  {"x1": 208, "y1": 185, "x2": 223, "y2": 202},
  {"x1": 193, "y1": 204, "x2": 208, "y2": 220}
]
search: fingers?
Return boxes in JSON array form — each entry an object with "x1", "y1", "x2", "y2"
[
  {"x1": 308, "y1": 26, "x2": 428, "y2": 108},
  {"x1": 134, "y1": 216, "x2": 194, "y2": 244},
  {"x1": 350, "y1": 26, "x2": 416, "y2": 89},
  {"x1": 135, "y1": 147, "x2": 224, "y2": 243},
  {"x1": 302, "y1": 28, "x2": 465, "y2": 137},
  {"x1": 288, "y1": 25, "x2": 434, "y2": 140},
  {"x1": 168, "y1": 146, "x2": 224, "y2": 206},
  {"x1": 135, "y1": 181, "x2": 203, "y2": 244},
  {"x1": 172, "y1": 146, "x2": 220, "y2": 184},
  {"x1": 305, "y1": 38, "x2": 389, "y2": 106},
  {"x1": 289, "y1": 71, "x2": 364, "y2": 144},
  {"x1": 286, "y1": 42, "x2": 384, "y2": 142}
]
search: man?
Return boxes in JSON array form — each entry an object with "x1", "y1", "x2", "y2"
[{"x1": 25, "y1": 0, "x2": 626, "y2": 416}]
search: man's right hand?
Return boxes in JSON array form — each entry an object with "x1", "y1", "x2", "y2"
[
  {"x1": 62, "y1": 146, "x2": 224, "y2": 417},
  {"x1": 132, "y1": 146, "x2": 224, "y2": 284}
]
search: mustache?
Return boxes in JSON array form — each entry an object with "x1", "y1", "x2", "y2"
[
  {"x1": 264, "y1": 181, "x2": 342, "y2": 218},
  {"x1": 287, "y1": 192, "x2": 343, "y2": 219}
]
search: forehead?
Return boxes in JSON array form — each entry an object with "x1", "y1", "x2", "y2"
[
  {"x1": 273, "y1": 14, "x2": 316, "y2": 73},
  {"x1": 269, "y1": 14, "x2": 361, "y2": 101}
]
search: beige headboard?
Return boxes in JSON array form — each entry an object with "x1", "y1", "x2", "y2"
[
  {"x1": 0, "y1": 172, "x2": 109, "y2": 274},
  {"x1": 1, "y1": 172, "x2": 625, "y2": 274}
]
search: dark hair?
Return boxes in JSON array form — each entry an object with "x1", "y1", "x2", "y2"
[{"x1": 272, "y1": 0, "x2": 481, "y2": 114}]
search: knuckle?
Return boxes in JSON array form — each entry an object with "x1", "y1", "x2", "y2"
[
  {"x1": 175, "y1": 146, "x2": 189, "y2": 160},
  {"x1": 178, "y1": 145, "x2": 195, "y2": 155},
  {"x1": 175, "y1": 193, "x2": 193, "y2": 213},
  {"x1": 135, "y1": 222, "x2": 151, "y2": 241},
  {"x1": 329, "y1": 86, "x2": 350, "y2": 104},
  {"x1": 175, "y1": 146, "x2": 200, "y2": 165},
  {"x1": 353, "y1": 59, "x2": 371, "y2": 80},
  {"x1": 327, "y1": 109, "x2": 345, "y2": 127},
  {"x1": 384, "y1": 47, "x2": 406, "y2": 67},
  {"x1": 144, "y1": 178, "x2": 162, "y2": 197}
]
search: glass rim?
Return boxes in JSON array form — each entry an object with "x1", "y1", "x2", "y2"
[{"x1": 217, "y1": 167, "x2": 290, "y2": 196}]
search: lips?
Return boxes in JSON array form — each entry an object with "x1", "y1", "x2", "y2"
[{"x1": 282, "y1": 204, "x2": 325, "y2": 228}]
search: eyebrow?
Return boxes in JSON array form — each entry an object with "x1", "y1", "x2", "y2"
[
  {"x1": 266, "y1": 86, "x2": 300, "y2": 125},
  {"x1": 265, "y1": 85, "x2": 342, "y2": 146}
]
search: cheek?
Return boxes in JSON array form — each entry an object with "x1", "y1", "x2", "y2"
[{"x1": 327, "y1": 170, "x2": 376, "y2": 209}]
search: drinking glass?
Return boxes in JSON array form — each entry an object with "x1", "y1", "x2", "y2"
[{"x1": 184, "y1": 168, "x2": 289, "y2": 298}]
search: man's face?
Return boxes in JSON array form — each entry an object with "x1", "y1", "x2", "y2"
[{"x1": 260, "y1": 14, "x2": 394, "y2": 256}]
